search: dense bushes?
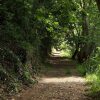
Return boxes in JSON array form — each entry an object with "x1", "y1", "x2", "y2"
[
  {"x1": 77, "y1": 47, "x2": 100, "y2": 92},
  {"x1": 0, "y1": 0, "x2": 40, "y2": 93},
  {"x1": 0, "y1": 48, "x2": 34, "y2": 93}
]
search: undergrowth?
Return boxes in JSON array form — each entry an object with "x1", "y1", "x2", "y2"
[
  {"x1": 77, "y1": 47, "x2": 100, "y2": 93},
  {"x1": 0, "y1": 48, "x2": 37, "y2": 94}
]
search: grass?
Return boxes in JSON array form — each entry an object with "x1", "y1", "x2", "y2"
[
  {"x1": 86, "y1": 73, "x2": 100, "y2": 93},
  {"x1": 76, "y1": 63, "x2": 100, "y2": 94}
]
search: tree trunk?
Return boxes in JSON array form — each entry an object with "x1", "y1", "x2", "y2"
[
  {"x1": 95, "y1": 0, "x2": 100, "y2": 12},
  {"x1": 40, "y1": 35, "x2": 52, "y2": 63},
  {"x1": 72, "y1": 43, "x2": 79, "y2": 60},
  {"x1": 76, "y1": 0, "x2": 95, "y2": 63},
  {"x1": 77, "y1": 44, "x2": 95, "y2": 63}
]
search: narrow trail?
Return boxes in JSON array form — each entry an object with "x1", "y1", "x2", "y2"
[{"x1": 11, "y1": 53, "x2": 92, "y2": 100}]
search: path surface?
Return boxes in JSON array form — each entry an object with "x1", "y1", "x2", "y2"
[{"x1": 11, "y1": 54, "x2": 92, "y2": 100}]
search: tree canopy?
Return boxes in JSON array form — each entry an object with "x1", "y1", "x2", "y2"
[{"x1": 0, "y1": 0, "x2": 100, "y2": 96}]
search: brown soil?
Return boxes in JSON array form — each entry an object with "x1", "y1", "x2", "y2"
[{"x1": 8, "y1": 54, "x2": 92, "y2": 100}]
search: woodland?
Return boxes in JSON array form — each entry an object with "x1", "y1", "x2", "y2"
[{"x1": 0, "y1": 0, "x2": 100, "y2": 100}]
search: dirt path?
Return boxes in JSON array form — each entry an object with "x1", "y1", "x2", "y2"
[{"x1": 10, "y1": 54, "x2": 92, "y2": 100}]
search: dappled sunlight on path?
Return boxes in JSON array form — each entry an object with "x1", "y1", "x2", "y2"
[
  {"x1": 39, "y1": 76, "x2": 85, "y2": 84},
  {"x1": 11, "y1": 54, "x2": 91, "y2": 100}
]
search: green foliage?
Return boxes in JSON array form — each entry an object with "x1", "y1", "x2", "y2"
[
  {"x1": 1, "y1": 0, "x2": 41, "y2": 93},
  {"x1": 0, "y1": 64, "x2": 20, "y2": 93},
  {"x1": 77, "y1": 64, "x2": 86, "y2": 76},
  {"x1": 0, "y1": 48, "x2": 35, "y2": 93},
  {"x1": 0, "y1": 0, "x2": 100, "y2": 95},
  {"x1": 21, "y1": 65, "x2": 34, "y2": 85},
  {"x1": 80, "y1": 47, "x2": 100, "y2": 92},
  {"x1": 60, "y1": 43, "x2": 72, "y2": 57},
  {"x1": 86, "y1": 73, "x2": 100, "y2": 92}
]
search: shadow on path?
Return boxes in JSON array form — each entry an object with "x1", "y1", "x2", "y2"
[{"x1": 42, "y1": 54, "x2": 80, "y2": 78}]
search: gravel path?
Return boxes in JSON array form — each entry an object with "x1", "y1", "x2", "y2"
[{"x1": 11, "y1": 55, "x2": 92, "y2": 100}]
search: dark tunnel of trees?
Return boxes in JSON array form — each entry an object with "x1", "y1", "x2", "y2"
[{"x1": 0, "y1": 0, "x2": 100, "y2": 97}]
